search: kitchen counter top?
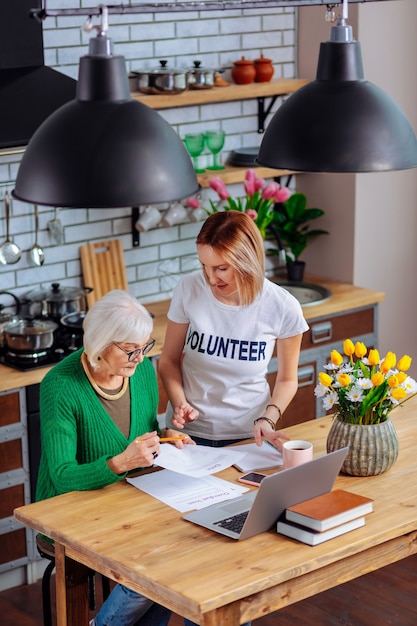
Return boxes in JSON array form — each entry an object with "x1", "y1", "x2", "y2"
[{"x1": 0, "y1": 277, "x2": 384, "y2": 393}]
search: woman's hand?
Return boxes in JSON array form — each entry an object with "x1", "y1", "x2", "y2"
[
  {"x1": 253, "y1": 420, "x2": 290, "y2": 450},
  {"x1": 171, "y1": 402, "x2": 199, "y2": 429},
  {"x1": 162, "y1": 428, "x2": 196, "y2": 449},
  {"x1": 107, "y1": 431, "x2": 160, "y2": 474}
]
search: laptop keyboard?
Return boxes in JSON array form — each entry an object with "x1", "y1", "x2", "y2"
[{"x1": 214, "y1": 510, "x2": 249, "y2": 533}]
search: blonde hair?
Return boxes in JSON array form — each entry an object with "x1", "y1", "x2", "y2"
[
  {"x1": 83, "y1": 290, "x2": 153, "y2": 366},
  {"x1": 196, "y1": 211, "x2": 265, "y2": 306}
]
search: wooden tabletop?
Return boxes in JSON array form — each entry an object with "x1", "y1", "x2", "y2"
[{"x1": 14, "y1": 395, "x2": 417, "y2": 625}]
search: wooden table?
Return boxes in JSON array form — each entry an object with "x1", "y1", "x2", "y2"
[{"x1": 14, "y1": 396, "x2": 417, "y2": 626}]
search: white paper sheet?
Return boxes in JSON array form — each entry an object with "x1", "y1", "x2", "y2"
[
  {"x1": 154, "y1": 443, "x2": 245, "y2": 477},
  {"x1": 126, "y1": 469, "x2": 249, "y2": 512},
  {"x1": 231, "y1": 441, "x2": 283, "y2": 471}
]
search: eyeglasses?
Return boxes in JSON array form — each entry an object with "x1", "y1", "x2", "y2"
[{"x1": 113, "y1": 339, "x2": 156, "y2": 362}]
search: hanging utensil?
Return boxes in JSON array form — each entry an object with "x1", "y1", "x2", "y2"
[
  {"x1": 0, "y1": 191, "x2": 22, "y2": 265},
  {"x1": 29, "y1": 204, "x2": 45, "y2": 267},
  {"x1": 47, "y1": 207, "x2": 64, "y2": 245}
]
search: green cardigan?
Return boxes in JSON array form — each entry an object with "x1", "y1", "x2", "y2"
[{"x1": 36, "y1": 349, "x2": 159, "y2": 501}]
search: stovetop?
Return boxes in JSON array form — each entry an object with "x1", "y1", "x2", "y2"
[
  {"x1": 1, "y1": 324, "x2": 83, "y2": 371},
  {"x1": 1, "y1": 347, "x2": 77, "y2": 371}
]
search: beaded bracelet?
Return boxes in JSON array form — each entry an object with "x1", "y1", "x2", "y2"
[
  {"x1": 253, "y1": 416, "x2": 276, "y2": 431},
  {"x1": 266, "y1": 403, "x2": 282, "y2": 421}
]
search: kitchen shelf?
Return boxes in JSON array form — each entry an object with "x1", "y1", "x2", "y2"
[
  {"x1": 132, "y1": 78, "x2": 308, "y2": 110},
  {"x1": 196, "y1": 164, "x2": 295, "y2": 188}
]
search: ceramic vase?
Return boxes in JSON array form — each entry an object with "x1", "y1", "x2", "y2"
[{"x1": 326, "y1": 414, "x2": 399, "y2": 476}]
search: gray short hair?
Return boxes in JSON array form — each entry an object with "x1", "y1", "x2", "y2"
[{"x1": 83, "y1": 290, "x2": 153, "y2": 365}]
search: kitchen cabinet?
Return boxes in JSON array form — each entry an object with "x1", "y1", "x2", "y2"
[
  {"x1": 267, "y1": 304, "x2": 379, "y2": 429},
  {"x1": 0, "y1": 387, "x2": 38, "y2": 587}
]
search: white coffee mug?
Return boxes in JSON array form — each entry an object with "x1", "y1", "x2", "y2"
[
  {"x1": 161, "y1": 202, "x2": 188, "y2": 227},
  {"x1": 188, "y1": 207, "x2": 208, "y2": 222},
  {"x1": 282, "y1": 440, "x2": 313, "y2": 469},
  {"x1": 135, "y1": 206, "x2": 162, "y2": 232}
]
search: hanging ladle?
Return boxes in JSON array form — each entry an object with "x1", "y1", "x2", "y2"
[
  {"x1": 29, "y1": 204, "x2": 45, "y2": 267},
  {"x1": 0, "y1": 191, "x2": 22, "y2": 265}
]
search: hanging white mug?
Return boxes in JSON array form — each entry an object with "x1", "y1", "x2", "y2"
[
  {"x1": 135, "y1": 206, "x2": 162, "y2": 232},
  {"x1": 161, "y1": 202, "x2": 188, "y2": 227}
]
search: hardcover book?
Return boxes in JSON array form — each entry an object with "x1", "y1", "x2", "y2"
[
  {"x1": 285, "y1": 489, "x2": 374, "y2": 532},
  {"x1": 277, "y1": 516, "x2": 366, "y2": 546}
]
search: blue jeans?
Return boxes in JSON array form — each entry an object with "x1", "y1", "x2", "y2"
[{"x1": 93, "y1": 583, "x2": 171, "y2": 626}]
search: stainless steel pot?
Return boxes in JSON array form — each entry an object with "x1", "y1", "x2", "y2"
[
  {"x1": 188, "y1": 61, "x2": 216, "y2": 90},
  {"x1": 135, "y1": 60, "x2": 191, "y2": 95},
  {"x1": 0, "y1": 291, "x2": 22, "y2": 348},
  {"x1": 23, "y1": 283, "x2": 93, "y2": 320},
  {"x1": 3, "y1": 319, "x2": 58, "y2": 353}
]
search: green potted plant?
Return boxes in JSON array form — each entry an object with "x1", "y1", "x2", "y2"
[{"x1": 271, "y1": 192, "x2": 328, "y2": 282}]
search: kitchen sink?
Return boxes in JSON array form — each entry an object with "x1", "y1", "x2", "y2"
[{"x1": 272, "y1": 280, "x2": 332, "y2": 306}]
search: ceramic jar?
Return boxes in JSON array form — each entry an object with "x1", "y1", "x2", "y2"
[
  {"x1": 231, "y1": 57, "x2": 256, "y2": 85},
  {"x1": 254, "y1": 54, "x2": 274, "y2": 83}
]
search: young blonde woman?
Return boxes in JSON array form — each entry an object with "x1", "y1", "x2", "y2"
[{"x1": 159, "y1": 210, "x2": 309, "y2": 451}]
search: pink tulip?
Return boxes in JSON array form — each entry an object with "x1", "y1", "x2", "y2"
[
  {"x1": 261, "y1": 181, "x2": 280, "y2": 199},
  {"x1": 244, "y1": 169, "x2": 256, "y2": 196},
  {"x1": 186, "y1": 197, "x2": 200, "y2": 209},
  {"x1": 254, "y1": 176, "x2": 265, "y2": 192},
  {"x1": 245, "y1": 209, "x2": 258, "y2": 220},
  {"x1": 275, "y1": 187, "x2": 291, "y2": 203},
  {"x1": 209, "y1": 177, "x2": 230, "y2": 200}
]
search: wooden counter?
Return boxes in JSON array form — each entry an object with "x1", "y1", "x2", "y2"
[{"x1": 0, "y1": 277, "x2": 384, "y2": 394}]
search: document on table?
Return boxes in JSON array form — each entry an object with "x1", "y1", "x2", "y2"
[
  {"x1": 231, "y1": 441, "x2": 283, "y2": 471},
  {"x1": 154, "y1": 443, "x2": 246, "y2": 477},
  {"x1": 126, "y1": 470, "x2": 249, "y2": 512}
]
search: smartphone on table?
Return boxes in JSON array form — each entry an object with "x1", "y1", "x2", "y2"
[{"x1": 238, "y1": 471, "x2": 267, "y2": 487}]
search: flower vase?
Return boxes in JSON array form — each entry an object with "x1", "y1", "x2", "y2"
[{"x1": 326, "y1": 414, "x2": 399, "y2": 476}]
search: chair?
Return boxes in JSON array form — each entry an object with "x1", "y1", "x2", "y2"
[{"x1": 36, "y1": 534, "x2": 111, "y2": 626}]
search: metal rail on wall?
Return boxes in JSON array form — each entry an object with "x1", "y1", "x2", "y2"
[{"x1": 32, "y1": 0, "x2": 395, "y2": 20}]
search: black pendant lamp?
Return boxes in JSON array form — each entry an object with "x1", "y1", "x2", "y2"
[
  {"x1": 13, "y1": 10, "x2": 199, "y2": 208},
  {"x1": 258, "y1": 2, "x2": 417, "y2": 173}
]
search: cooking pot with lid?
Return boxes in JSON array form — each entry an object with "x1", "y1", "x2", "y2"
[
  {"x1": 188, "y1": 61, "x2": 217, "y2": 90},
  {"x1": 3, "y1": 319, "x2": 58, "y2": 353},
  {"x1": 0, "y1": 291, "x2": 22, "y2": 348},
  {"x1": 135, "y1": 60, "x2": 191, "y2": 95},
  {"x1": 23, "y1": 283, "x2": 93, "y2": 320}
]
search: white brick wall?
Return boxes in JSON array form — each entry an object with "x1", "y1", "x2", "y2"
[{"x1": 0, "y1": 3, "x2": 296, "y2": 306}]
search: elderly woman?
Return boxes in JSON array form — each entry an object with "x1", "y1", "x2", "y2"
[{"x1": 37, "y1": 289, "x2": 191, "y2": 626}]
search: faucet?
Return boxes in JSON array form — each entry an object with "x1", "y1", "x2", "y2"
[{"x1": 267, "y1": 224, "x2": 287, "y2": 266}]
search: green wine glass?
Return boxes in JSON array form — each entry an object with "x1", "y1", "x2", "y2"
[
  {"x1": 184, "y1": 133, "x2": 206, "y2": 173},
  {"x1": 205, "y1": 130, "x2": 226, "y2": 170}
]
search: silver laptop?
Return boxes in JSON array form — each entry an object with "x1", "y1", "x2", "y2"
[{"x1": 183, "y1": 447, "x2": 348, "y2": 540}]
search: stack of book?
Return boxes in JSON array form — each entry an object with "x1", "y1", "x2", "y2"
[{"x1": 277, "y1": 489, "x2": 374, "y2": 546}]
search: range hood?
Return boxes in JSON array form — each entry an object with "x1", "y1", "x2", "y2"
[{"x1": 0, "y1": 0, "x2": 76, "y2": 150}]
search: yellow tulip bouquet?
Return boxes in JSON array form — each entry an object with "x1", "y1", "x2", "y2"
[{"x1": 314, "y1": 339, "x2": 417, "y2": 425}]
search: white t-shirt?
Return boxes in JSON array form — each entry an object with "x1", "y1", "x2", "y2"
[{"x1": 166, "y1": 271, "x2": 309, "y2": 440}]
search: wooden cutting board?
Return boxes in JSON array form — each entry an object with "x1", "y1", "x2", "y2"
[{"x1": 80, "y1": 239, "x2": 128, "y2": 308}]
